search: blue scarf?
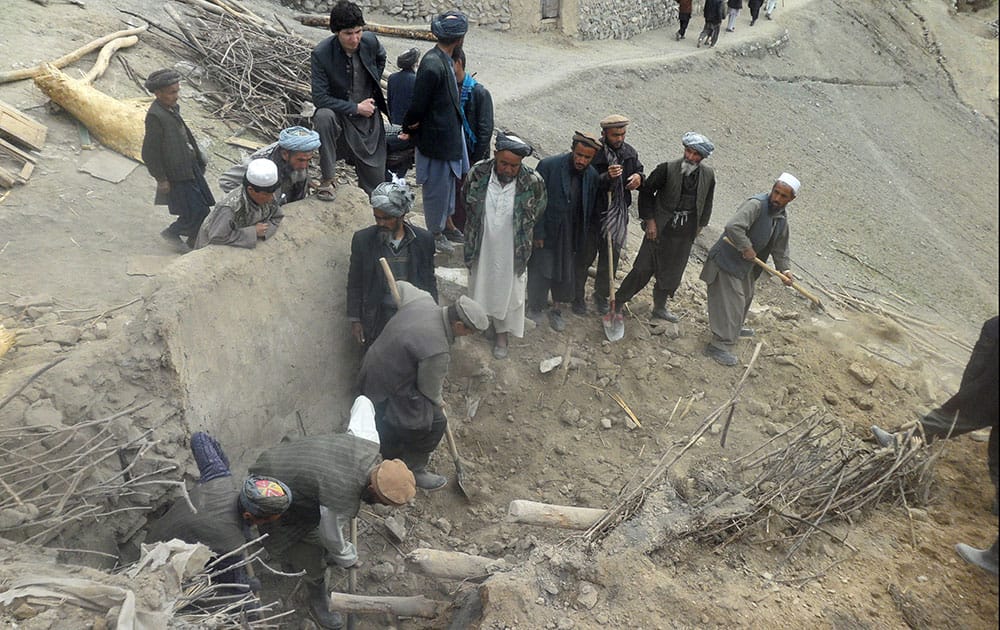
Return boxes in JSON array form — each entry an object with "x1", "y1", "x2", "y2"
[{"x1": 459, "y1": 74, "x2": 478, "y2": 153}]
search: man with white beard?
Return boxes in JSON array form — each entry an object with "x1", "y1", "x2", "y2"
[
  {"x1": 614, "y1": 132, "x2": 716, "y2": 322},
  {"x1": 462, "y1": 132, "x2": 547, "y2": 359},
  {"x1": 218, "y1": 126, "x2": 319, "y2": 205}
]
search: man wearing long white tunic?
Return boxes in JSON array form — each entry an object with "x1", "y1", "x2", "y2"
[{"x1": 462, "y1": 133, "x2": 547, "y2": 359}]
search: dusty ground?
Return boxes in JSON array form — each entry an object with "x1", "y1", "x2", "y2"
[{"x1": 0, "y1": 0, "x2": 997, "y2": 628}]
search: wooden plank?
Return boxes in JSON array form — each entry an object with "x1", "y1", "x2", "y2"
[
  {"x1": 0, "y1": 166, "x2": 17, "y2": 189},
  {"x1": 0, "y1": 100, "x2": 47, "y2": 151},
  {"x1": 224, "y1": 135, "x2": 267, "y2": 151},
  {"x1": 0, "y1": 137, "x2": 37, "y2": 164}
]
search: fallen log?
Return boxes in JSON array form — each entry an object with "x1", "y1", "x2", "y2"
[
  {"x1": 80, "y1": 35, "x2": 140, "y2": 85},
  {"x1": 507, "y1": 500, "x2": 606, "y2": 530},
  {"x1": 327, "y1": 593, "x2": 446, "y2": 619},
  {"x1": 405, "y1": 548, "x2": 506, "y2": 580},
  {"x1": 33, "y1": 64, "x2": 147, "y2": 162},
  {"x1": 0, "y1": 24, "x2": 148, "y2": 84},
  {"x1": 294, "y1": 15, "x2": 437, "y2": 41}
]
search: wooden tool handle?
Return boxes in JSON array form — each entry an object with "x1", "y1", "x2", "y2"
[
  {"x1": 721, "y1": 236, "x2": 822, "y2": 307},
  {"x1": 378, "y1": 257, "x2": 402, "y2": 307}
]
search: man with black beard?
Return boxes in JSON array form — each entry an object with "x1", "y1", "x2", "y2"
[
  {"x1": 347, "y1": 180, "x2": 437, "y2": 347},
  {"x1": 615, "y1": 132, "x2": 716, "y2": 322},
  {"x1": 576, "y1": 114, "x2": 644, "y2": 315}
]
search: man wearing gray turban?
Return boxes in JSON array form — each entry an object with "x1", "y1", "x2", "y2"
[
  {"x1": 401, "y1": 10, "x2": 470, "y2": 254},
  {"x1": 348, "y1": 180, "x2": 438, "y2": 347},
  {"x1": 218, "y1": 126, "x2": 320, "y2": 205},
  {"x1": 615, "y1": 131, "x2": 717, "y2": 324},
  {"x1": 141, "y1": 67, "x2": 215, "y2": 252}
]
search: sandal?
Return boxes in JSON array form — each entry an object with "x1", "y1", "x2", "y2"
[{"x1": 314, "y1": 183, "x2": 336, "y2": 202}]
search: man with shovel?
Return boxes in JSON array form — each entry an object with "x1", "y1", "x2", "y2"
[
  {"x1": 700, "y1": 173, "x2": 799, "y2": 366},
  {"x1": 359, "y1": 283, "x2": 489, "y2": 490}
]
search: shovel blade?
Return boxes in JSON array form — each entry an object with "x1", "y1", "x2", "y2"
[{"x1": 602, "y1": 311, "x2": 625, "y2": 342}]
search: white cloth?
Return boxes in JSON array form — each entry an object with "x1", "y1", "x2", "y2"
[
  {"x1": 347, "y1": 395, "x2": 380, "y2": 445},
  {"x1": 317, "y1": 505, "x2": 357, "y2": 568},
  {"x1": 468, "y1": 172, "x2": 526, "y2": 337},
  {"x1": 776, "y1": 172, "x2": 801, "y2": 194}
]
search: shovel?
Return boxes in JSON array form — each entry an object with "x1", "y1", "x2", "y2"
[
  {"x1": 602, "y1": 232, "x2": 625, "y2": 342},
  {"x1": 378, "y1": 257, "x2": 471, "y2": 500},
  {"x1": 722, "y1": 236, "x2": 826, "y2": 311}
]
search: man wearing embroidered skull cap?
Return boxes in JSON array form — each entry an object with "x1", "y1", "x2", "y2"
[
  {"x1": 348, "y1": 179, "x2": 438, "y2": 347},
  {"x1": 194, "y1": 159, "x2": 284, "y2": 249},
  {"x1": 249, "y1": 396, "x2": 417, "y2": 630},
  {"x1": 614, "y1": 131, "x2": 716, "y2": 322},
  {"x1": 218, "y1": 126, "x2": 320, "y2": 205},
  {"x1": 311, "y1": 1, "x2": 388, "y2": 199},
  {"x1": 401, "y1": 9, "x2": 470, "y2": 254},
  {"x1": 463, "y1": 132, "x2": 547, "y2": 359},
  {"x1": 142, "y1": 68, "x2": 216, "y2": 251},
  {"x1": 701, "y1": 172, "x2": 800, "y2": 366}
]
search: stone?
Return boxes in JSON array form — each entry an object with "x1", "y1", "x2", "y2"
[
  {"x1": 577, "y1": 581, "x2": 599, "y2": 609},
  {"x1": 25, "y1": 305, "x2": 52, "y2": 320},
  {"x1": 849, "y1": 395, "x2": 875, "y2": 411},
  {"x1": 12, "y1": 603, "x2": 38, "y2": 620},
  {"x1": 23, "y1": 399, "x2": 64, "y2": 428},
  {"x1": 44, "y1": 324, "x2": 81, "y2": 345},
  {"x1": 848, "y1": 363, "x2": 878, "y2": 386},
  {"x1": 907, "y1": 508, "x2": 929, "y2": 522},
  {"x1": 370, "y1": 562, "x2": 395, "y2": 581},
  {"x1": 746, "y1": 399, "x2": 772, "y2": 417},
  {"x1": 434, "y1": 518, "x2": 452, "y2": 535},
  {"x1": 600, "y1": 417, "x2": 613, "y2": 430},
  {"x1": 540, "y1": 356, "x2": 563, "y2": 373},
  {"x1": 561, "y1": 407, "x2": 581, "y2": 427},
  {"x1": 14, "y1": 329, "x2": 44, "y2": 347},
  {"x1": 916, "y1": 575, "x2": 928, "y2": 583},
  {"x1": 822, "y1": 391, "x2": 840, "y2": 405},
  {"x1": 94, "y1": 322, "x2": 110, "y2": 339},
  {"x1": 888, "y1": 374, "x2": 907, "y2": 390},
  {"x1": 543, "y1": 581, "x2": 560, "y2": 595},
  {"x1": 384, "y1": 515, "x2": 407, "y2": 542},
  {"x1": 557, "y1": 618, "x2": 575, "y2": 629}
]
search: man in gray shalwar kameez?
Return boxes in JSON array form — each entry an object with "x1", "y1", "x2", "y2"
[{"x1": 194, "y1": 159, "x2": 284, "y2": 249}]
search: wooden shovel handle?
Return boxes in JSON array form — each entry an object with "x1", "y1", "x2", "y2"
[
  {"x1": 722, "y1": 236, "x2": 822, "y2": 307},
  {"x1": 379, "y1": 257, "x2": 402, "y2": 307}
]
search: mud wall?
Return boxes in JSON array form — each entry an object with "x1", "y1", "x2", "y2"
[
  {"x1": 288, "y1": 0, "x2": 513, "y2": 31},
  {"x1": 133, "y1": 191, "x2": 371, "y2": 465},
  {"x1": 577, "y1": 0, "x2": 677, "y2": 40}
]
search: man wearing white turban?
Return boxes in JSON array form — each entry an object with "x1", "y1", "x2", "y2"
[
  {"x1": 700, "y1": 173, "x2": 799, "y2": 366},
  {"x1": 194, "y1": 159, "x2": 285, "y2": 249}
]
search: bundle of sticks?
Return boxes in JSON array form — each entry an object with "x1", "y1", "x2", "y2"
[
  {"x1": 149, "y1": 1, "x2": 315, "y2": 139},
  {"x1": 694, "y1": 410, "x2": 935, "y2": 558},
  {"x1": 0, "y1": 401, "x2": 178, "y2": 545}
]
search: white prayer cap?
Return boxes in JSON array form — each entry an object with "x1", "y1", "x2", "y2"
[
  {"x1": 246, "y1": 158, "x2": 279, "y2": 188},
  {"x1": 776, "y1": 172, "x2": 801, "y2": 195}
]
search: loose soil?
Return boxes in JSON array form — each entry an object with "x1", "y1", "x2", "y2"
[{"x1": 0, "y1": 0, "x2": 997, "y2": 628}]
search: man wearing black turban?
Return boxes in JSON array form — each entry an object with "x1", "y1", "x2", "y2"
[
  {"x1": 141, "y1": 68, "x2": 216, "y2": 251},
  {"x1": 401, "y1": 10, "x2": 470, "y2": 254},
  {"x1": 387, "y1": 48, "x2": 419, "y2": 126}
]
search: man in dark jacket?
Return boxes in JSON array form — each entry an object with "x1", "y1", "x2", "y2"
[
  {"x1": 359, "y1": 284, "x2": 488, "y2": 490},
  {"x1": 348, "y1": 180, "x2": 437, "y2": 347},
  {"x1": 311, "y1": 1, "x2": 387, "y2": 198},
  {"x1": 530, "y1": 132, "x2": 601, "y2": 332},
  {"x1": 387, "y1": 48, "x2": 419, "y2": 126},
  {"x1": 450, "y1": 48, "x2": 494, "y2": 235},
  {"x1": 576, "y1": 114, "x2": 644, "y2": 315},
  {"x1": 401, "y1": 10, "x2": 469, "y2": 254},
  {"x1": 676, "y1": 0, "x2": 694, "y2": 39},
  {"x1": 141, "y1": 68, "x2": 215, "y2": 251},
  {"x1": 701, "y1": 173, "x2": 799, "y2": 366},
  {"x1": 615, "y1": 132, "x2": 716, "y2": 322},
  {"x1": 698, "y1": 0, "x2": 726, "y2": 47}
]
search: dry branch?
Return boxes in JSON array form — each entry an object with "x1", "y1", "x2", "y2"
[
  {"x1": 294, "y1": 14, "x2": 437, "y2": 41},
  {"x1": 327, "y1": 592, "x2": 447, "y2": 618},
  {"x1": 0, "y1": 24, "x2": 148, "y2": 84},
  {"x1": 79, "y1": 35, "x2": 140, "y2": 84}
]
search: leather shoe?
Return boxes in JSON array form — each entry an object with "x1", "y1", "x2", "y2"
[
  {"x1": 571, "y1": 300, "x2": 587, "y2": 316},
  {"x1": 413, "y1": 469, "x2": 448, "y2": 491},
  {"x1": 594, "y1": 296, "x2": 609, "y2": 315},
  {"x1": 492, "y1": 344, "x2": 509, "y2": 359},
  {"x1": 739, "y1": 327, "x2": 755, "y2": 337},
  {"x1": 870, "y1": 425, "x2": 895, "y2": 448},
  {"x1": 526, "y1": 308, "x2": 544, "y2": 324},
  {"x1": 705, "y1": 344, "x2": 738, "y2": 366},
  {"x1": 307, "y1": 581, "x2": 344, "y2": 629},
  {"x1": 652, "y1": 306, "x2": 680, "y2": 322},
  {"x1": 955, "y1": 541, "x2": 999, "y2": 576},
  {"x1": 548, "y1": 309, "x2": 566, "y2": 332}
]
